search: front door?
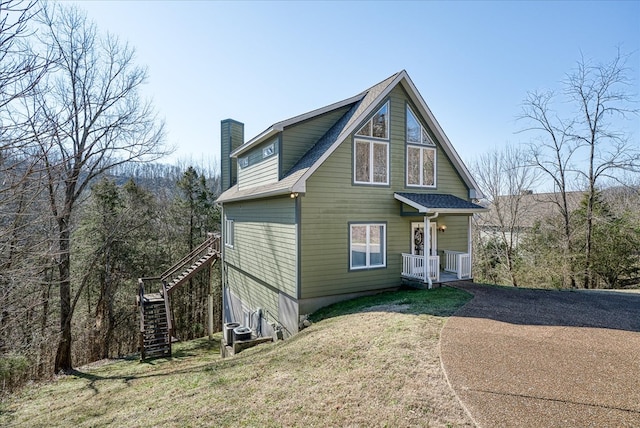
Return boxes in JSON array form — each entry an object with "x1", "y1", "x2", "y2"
[{"x1": 411, "y1": 222, "x2": 437, "y2": 256}]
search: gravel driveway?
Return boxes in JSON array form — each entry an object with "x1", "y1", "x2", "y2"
[{"x1": 440, "y1": 283, "x2": 640, "y2": 427}]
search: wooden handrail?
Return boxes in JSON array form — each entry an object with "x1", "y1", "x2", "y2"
[
  {"x1": 162, "y1": 281, "x2": 173, "y2": 342},
  {"x1": 138, "y1": 279, "x2": 146, "y2": 359},
  {"x1": 139, "y1": 275, "x2": 161, "y2": 282},
  {"x1": 138, "y1": 279, "x2": 146, "y2": 332},
  {"x1": 160, "y1": 233, "x2": 219, "y2": 281},
  {"x1": 136, "y1": 232, "x2": 220, "y2": 360}
]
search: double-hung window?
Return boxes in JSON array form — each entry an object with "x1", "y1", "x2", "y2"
[
  {"x1": 350, "y1": 223, "x2": 386, "y2": 270},
  {"x1": 354, "y1": 102, "x2": 389, "y2": 185},
  {"x1": 224, "y1": 217, "x2": 234, "y2": 248},
  {"x1": 406, "y1": 106, "x2": 436, "y2": 187}
]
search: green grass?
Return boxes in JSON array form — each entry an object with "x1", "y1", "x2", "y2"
[
  {"x1": 311, "y1": 286, "x2": 472, "y2": 321},
  {"x1": 1, "y1": 286, "x2": 473, "y2": 428}
]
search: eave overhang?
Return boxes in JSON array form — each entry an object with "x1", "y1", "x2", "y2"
[{"x1": 394, "y1": 192, "x2": 488, "y2": 215}]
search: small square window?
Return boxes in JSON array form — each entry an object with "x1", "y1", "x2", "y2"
[
  {"x1": 263, "y1": 144, "x2": 274, "y2": 158},
  {"x1": 239, "y1": 157, "x2": 249, "y2": 168}
]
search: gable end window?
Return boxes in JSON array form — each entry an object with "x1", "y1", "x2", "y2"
[
  {"x1": 350, "y1": 223, "x2": 386, "y2": 270},
  {"x1": 354, "y1": 139, "x2": 388, "y2": 184},
  {"x1": 406, "y1": 106, "x2": 435, "y2": 146},
  {"x1": 356, "y1": 102, "x2": 389, "y2": 139},
  {"x1": 224, "y1": 217, "x2": 234, "y2": 248},
  {"x1": 354, "y1": 102, "x2": 390, "y2": 185},
  {"x1": 407, "y1": 146, "x2": 436, "y2": 187},
  {"x1": 406, "y1": 105, "x2": 436, "y2": 187}
]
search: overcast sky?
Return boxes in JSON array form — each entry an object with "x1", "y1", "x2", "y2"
[{"x1": 70, "y1": 0, "x2": 639, "y2": 171}]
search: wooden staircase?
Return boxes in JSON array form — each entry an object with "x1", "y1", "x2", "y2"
[
  {"x1": 136, "y1": 233, "x2": 221, "y2": 360},
  {"x1": 138, "y1": 292, "x2": 171, "y2": 358}
]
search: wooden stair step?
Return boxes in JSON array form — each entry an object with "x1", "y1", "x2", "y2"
[
  {"x1": 143, "y1": 330, "x2": 167, "y2": 335},
  {"x1": 144, "y1": 342, "x2": 169, "y2": 348},
  {"x1": 143, "y1": 330, "x2": 168, "y2": 336},
  {"x1": 144, "y1": 342, "x2": 168, "y2": 347},
  {"x1": 144, "y1": 350, "x2": 170, "y2": 358},
  {"x1": 144, "y1": 336, "x2": 169, "y2": 343}
]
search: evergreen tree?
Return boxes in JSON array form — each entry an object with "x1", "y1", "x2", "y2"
[{"x1": 171, "y1": 167, "x2": 220, "y2": 340}]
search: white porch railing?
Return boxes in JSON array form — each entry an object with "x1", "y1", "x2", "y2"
[
  {"x1": 444, "y1": 250, "x2": 472, "y2": 279},
  {"x1": 401, "y1": 253, "x2": 439, "y2": 282}
]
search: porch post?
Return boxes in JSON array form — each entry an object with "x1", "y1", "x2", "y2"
[
  {"x1": 468, "y1": 215, "x2": 473, "y2": 277},
  {"x1": 424, "y1": 216, "x2": 431, "y2": 288}
]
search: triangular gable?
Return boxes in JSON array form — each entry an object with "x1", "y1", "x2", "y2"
[
  {"x1": 289, "y1": 72, "x2": 401, "y2": 192},
  {"x1": 399, "y1": 72, "x2": 483, "y2": 199},
  {"x1": 290, "y1": 71, "x2": 483, "y2": 199},
  {"x1": 217, "y1": 70, "x2": 484, "y2": 203}
]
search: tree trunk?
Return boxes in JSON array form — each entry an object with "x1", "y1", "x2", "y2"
[{"x1": 54, "y1": 218, "x2": 73, "y2": 373}]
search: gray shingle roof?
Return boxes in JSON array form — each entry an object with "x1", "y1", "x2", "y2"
[
  {"x1": 217, "y1": 70, "x2": 484, "y2": 204},
  {"x1": 394, "y1": 192, "x2": 486, "y2": 212},
  {"x1": 285, "y1": 102, "x2": 359, "y2": 176},
  {"x1": 217, "y1": 73, "x2": 400, "y2": 203}
]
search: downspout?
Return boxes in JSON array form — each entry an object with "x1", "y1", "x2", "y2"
[
  {"x1": 220, "y1": 204, "x2": 227, "y2": 326},
  {"x1": 424, "y1": 213, "x2": 439, "y2": 289}
]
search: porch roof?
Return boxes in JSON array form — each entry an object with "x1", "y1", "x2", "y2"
[{"x1": 394, "y1": 192, "x2": 488, "y2": 214}]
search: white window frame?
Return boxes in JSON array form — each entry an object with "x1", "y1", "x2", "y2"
[
  {"x1": 406, "y1": 145, "x2": 437, "y2": 188},
  {"x1": 349, "y1": 223, "x2": 386, "y2": 270},
  {"x1": 238, "y1": 157, "x2": 249, "y2": 169},
  {"x1": 356, "y1": 101, "x2": 389, "y2": 140},
  {"x1": 224, "y1": 217, "x2": 234, "y2": 248},
  {"x1": 353, "y1": 138, "x2": 389, "y2": 185},
  {"x1": 262, "y1": 143, "x2": 274, "y2": 158},
  {"x1": 406, "y1": 105, "x2": 435, "y2": 146}
]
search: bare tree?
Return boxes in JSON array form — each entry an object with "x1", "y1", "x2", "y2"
[
  {"x1": 472, "y1": 144, "x2": 540, "y2": 286},
  {"x1": 0, "y1": 0, "x2": 43, "y2": 110},
  {"x1": 16, "y1": 3, "x2": 167, "y2": 372},
  {"x1": 519, "y1": 49, "x2": 639, "y2": 288},
  {"x1": 519, "y1": 91, "x2": 581, "y2": 287},
  {"x1": 0, "y1": 0, "x2": 59, "y2": 388},
  {"x1": 565, "y1": 51, "x2": 639, "y2": 288}
]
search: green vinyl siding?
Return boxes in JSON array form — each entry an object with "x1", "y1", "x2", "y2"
[
  {"x1": 300, "y1": 85, "x2": 472, "y2": 299},
  {"x1": 435, "y1": 215, "x2": 470, "y2": 254},
  {"x1": 281, "y1": 106, "x2": 352, "y2": 176},
  {"x1": 224, "y1": 197, "x2": 297, "y2": 298},
  {"x1": 238, "y1": 155, "x2": 279, "y2": 190},
  {"x1": 221, "y1": 119, "x2": 244, "y2": 191},
  {"x1": 237, "y1": 138, "x2": 279, "y2": 190},
  {"x1": 301, "y1": 141, "x2": 404, "y2": 298},
  {"x1": 226, "y1": 264, "x2": 280, "y2": 323},
  {"x1": 397, "y1": 87, "x2": 468, "y2": 197}
]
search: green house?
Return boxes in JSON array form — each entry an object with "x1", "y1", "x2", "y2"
[{"x1": 217, "y1": 71, "x2": 486, "y2": 338}]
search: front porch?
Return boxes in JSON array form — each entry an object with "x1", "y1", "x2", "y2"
[
  {"x1": 401, "y1": 251, "x2": 472, "y2": 286},
  {"x1": 394, "y1": 192, "x2": 487, "y2": 288}
]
